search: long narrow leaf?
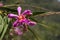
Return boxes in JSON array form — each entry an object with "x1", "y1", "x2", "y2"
[
  {"x1": 0, "y1": 25, "x2": 8, "y2": 40},
  {"x1": 0, "y1": 15, "x2": 4, "y2": 34},
  {"x1": 28, "y1": 27, "x2": 39, "y2": 40},
  {"x1": 32, "y1": 12, "x2": 46, "y2": 16}
]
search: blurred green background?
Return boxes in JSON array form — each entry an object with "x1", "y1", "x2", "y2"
[
  {"x1": 1, "y1": 0, "x2": 60, "y2": 11},
  {"x1": 0, "y1": 0, "x2": 60, "y2": 40}
]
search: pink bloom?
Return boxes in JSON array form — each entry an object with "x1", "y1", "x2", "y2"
[
  {"x1": 8, "y1": 6, "x2": 36, "y2": 27},
  {"x1": 0, "y1": 2, "x2": 3, "y2": 7},
  {"x1": 8, "y1": 6, "x2": 36, "y2": 35},
  {"x1": 14, "y1": 27, "x2": 23, "y2": 35}
]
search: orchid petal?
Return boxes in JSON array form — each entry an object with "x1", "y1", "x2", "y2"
[
  {"x1": 22, "y1": 10, "x2": 32, "y2": 15},
  {"x1": 28, "y1": 21, "x2": 36, "y2": 26},
  {"x1": 14, "y1": 27, "x2": 23, "y2": 35},
  {"x1": 23, "y1": 19, "x2": 30, "y2": 24},
  {"x1": 17, "y1": 6, "x2": 22, "y2": 15},
  {"x1": 8, "y1": 13, "x2": 18, "y2": 18},
  {"x1": 13, "y1": 20, "x2": 19, "y2": 27}
]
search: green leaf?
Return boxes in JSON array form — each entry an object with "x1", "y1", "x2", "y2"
[
  {"x1": 28, "y1": 27, "x2": 39, "y2": 40},
  {"x1": 0, "y1": 16, "x2": 10, "y2": 40},
  {"x1": 0, "y1": 24, "x2": 8, "y2": 40},
  {"x1": 3, "y1": 16, "x2": 10, "y2": 24},
  {"x1": 0, "y1": 15, "x2": 4, "y2": 34},
  {"x1": 32, "y1": 12, "x2": 46, "y2": 16},
  {"x1": 29, "y1": 17, "x2": 38, "y2": 22}
]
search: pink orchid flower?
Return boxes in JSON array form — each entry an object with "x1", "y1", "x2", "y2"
[
  {"x1": 8, "y1": 6, "x2": 36, "y2": 35},
  {"x1": 8, "y1": 6, "x2": 36, "y2": 27}
]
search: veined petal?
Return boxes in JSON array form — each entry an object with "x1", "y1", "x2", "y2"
[
  {"x1": 17, "y1": 6, "x2": 22, "y2": 15},
  {"x1": 22, "y1": 10, "x2": 32, "y2": 15},
  {"x1": 28, "y1": 21, "x2": 36, "y2": 26},
  {"x1": 13, "y1": 20, "x2": 19, "y2": 27},
  {"x1": 14, "y1": 27, "x2": 23, "y2": 35},
  {"x1": 8, "y1": 13, "x2": 18, "y2": 18}
]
